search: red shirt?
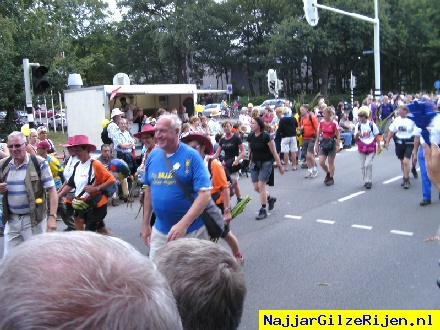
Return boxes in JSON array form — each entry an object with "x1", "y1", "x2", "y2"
[{"x1": 319, "y1": 120, "x2": 338, "y2": 139}]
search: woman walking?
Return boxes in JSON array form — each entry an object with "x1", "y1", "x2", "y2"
[
  {"x1": 277, "y1": 107, "x2": 298, "y2": 171},
  {"x1": 248, "y1": 116, "x2": 284, "y2": 220},
  {"x1": 213, "y1": 120, "x2": 246, "y2": 204},
  {"x1": 58, "y1": 135, "x2": 116, "y2": 235},
  {"x1": 354, "y1": 107, "x2": 382, "y2": 189},
  {"x1": 315, "y1": 107, "x2": 340, "y2": 186}
]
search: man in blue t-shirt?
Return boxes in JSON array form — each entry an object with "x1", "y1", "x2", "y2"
[{"x1": 142, "y1": 114, "x2": 212, "y2": 260}]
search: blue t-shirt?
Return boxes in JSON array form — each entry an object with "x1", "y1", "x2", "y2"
[{"x1": 145, "y1": 143, "x2": 212, "y2": 235}]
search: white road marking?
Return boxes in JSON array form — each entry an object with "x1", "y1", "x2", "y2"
[
  {"x1": 351, "y1": 224, "x2": 373, "y2": 230},
  {"x1": 317, "y1": 219, "x2": 335, "y2": 224},
  {"x1": 383, "y1": 176, "x2": 402, "y2": 184},
  {"x1": 390, "y1": 230, "x2": 413, "y2": 236},
  {"x1": 338, "y1": 191, "x2": 365, "y2": 202},
  {"x1": 284, "y1": 215, "x2": 302, "y2": 220}
]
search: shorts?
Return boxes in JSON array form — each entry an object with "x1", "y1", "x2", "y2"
[
  {"x1": 319, "y1": 143, "x2": 337, "y2": 158},
  {"x1": 250, "y1": 160, "x2": 273, "y2": 183},
  {"x1": 74, "y1": 203, "x2": 107, "y2": 231},
  {"x1": 302, "y1": 139, "x2": 315, "y2": 154},
  {"x1": 229, "y1": 171, "x2": 239, "y2": 181},
  {"x1": 395, "y1": 142, "x2": 414, "y2": 160},
  {"x1": 281, "y1": 136, "x2": 298, "y2": 153}
]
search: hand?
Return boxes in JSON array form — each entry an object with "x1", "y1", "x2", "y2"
[
  {"x1": 47, "y1": 216, "x2": 57, "y2": 232},
  {"x1": 384, "y1": 142, "x2": 389, "y2": 150},
  {"x1": 278, "y1": 166, "x2": 285, "y2": 175},
  {"x1": 314, "y1": 144, "x2": 319, "y2": 154},
  {"x1": 141, "y1": 225, "x2": 152, "y2": 246},
  {"x1": 83, "y1": 185, "x2": 97, "y2": 194},
  {"x1": 232, "y1": 160, "x2": 239, "y2": 167},
  {"x1": 166, "y1": 221, "x2": 189, "y2": 242},
  {"x1": 224, "y1": 211, "x2": 232, "y2": 225},
  {"x1": 423, "y1": 143, "x2": 440, "y2": 190},
  {"x1": 336, "y1": 144, "x2": 340, "y2": 153},
  {"x1": 0, "y1": 182, "x2": 7, "y2": 193}
]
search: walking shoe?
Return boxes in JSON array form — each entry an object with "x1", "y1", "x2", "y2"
[
  {"x1": 403, "y1": 178, "x2": 410, "y2": 189},
  {"x1": 365, "y1": 182, "x2": 372, "y2": 189},
  {"x1": 236, "y1": 256, "x2": 244, "y2": 266},
  {"x1": 401, "y1": 178, "x2": 405, "y2": 186},
  {"x1": 324, "y1": 172, "x2": 330, "y2": 184},
  {"x1": 311, "y1": 170, "x2": 318, "y2": 178},
  {"x1": 420, "y1": 200, "x2": 431, "y2": 206},
  {"x1": 411, "y1": 166, "x2": 418, "y2": 179},
  {"x1": 255, "y1": 208, "x2": 267, "y2": 220},
  {"x1": 268, "y1": 196, "x2": 277, "y2": 210},
  {"x1": 305, "y1": 171, "x2": 313, "y2": 178},
  {"x1": 112, "y1": 198, "x2": 120, "y2": 206},
  {"x1": 325, "y1": 177, "x2": 334, "y2": 186},
  {"x1": 301, "y1": 163, "x2": 308, "y2": 169}
]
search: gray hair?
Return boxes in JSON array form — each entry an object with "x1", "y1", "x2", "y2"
[
  {"x1": 0, "y1": 232, "x2": 183, "y2": 330},
  {"x1": 158, "y1": 114, "x2": 182, "y2": 134},
  {"x1": 282, "y1": 107, "x2": 292, "y2": 115},
  {"x1": 155, "y1": 238, "x2": 247, "y2": 330},
  {"x1": 8, "y1": 131, "x2": 26, "y2": 144}
]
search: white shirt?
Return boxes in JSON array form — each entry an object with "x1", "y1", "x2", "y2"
[
  {"x1": 238, "y1": 114, "x2": 251, "y2": 133},
  {"x1": 208, "y1": 118, "x2": 222, "y2": 136},
  {"x1": 389, "y1": 116, "x2": 415, "y2": 140},
  {"x1": 354, "y1": 120, "x2": 379, "y2": 145},
  {"x1": 73, "y1": 159, "x2": 95, "y2": 199}
]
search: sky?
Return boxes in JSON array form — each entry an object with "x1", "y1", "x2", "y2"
[{"x1": 105, "y1": 0, "x2": 122, "y2": 21}]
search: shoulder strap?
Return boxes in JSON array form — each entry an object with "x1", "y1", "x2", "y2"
[
  {"x1": 162, "y1": 151, "x2": 195, "y2": 203},
  {"x1": 369, "y1": 122, "x2": 374, "y2": 133},
  {"x1": 309, "y1": 114, "x2": 315, "y2": 130},
  {"x1": 30, "y1": 154, "x2": 41, "y2": 178},
  {"x1": 75, "y1": 160, "x2": 95, "y2": 198},
  {"x1": 207, "y1": 158, "x2": 213, "y2": 178}
]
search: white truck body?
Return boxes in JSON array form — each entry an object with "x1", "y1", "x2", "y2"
[{"x1": 63, "y1": 84, "x2": 225, "y2": 154}]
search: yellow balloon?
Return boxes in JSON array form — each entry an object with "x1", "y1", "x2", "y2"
[
  {"x1": 101, "y1": 118, "x2": 110, "y2": 128},
  {"x1": 21, "y1": 124, "x2": 30, "y2": 137},
  {"x1": 195, "y1": 104, "x2": 203, "y2": 113}
]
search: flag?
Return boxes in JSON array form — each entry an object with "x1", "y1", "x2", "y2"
[{"x1": 109, "y1": 87, "x2": 122, "y2": 102}]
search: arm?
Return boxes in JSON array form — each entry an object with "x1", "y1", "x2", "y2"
[
  {"x1": 213, "y1": 145, "x2": 222, "y2": 160},
  {"x1": 268, "y1": 139, "x2": 284, "y2": 174},
  {"x1": 46, "y1": 186, "x2": 58, "y2": 231},
  {"x1": 422, "y1": 143, "x2": 440, "y2": 190},
  {"x1": 141, "y1": 185, "x2": 153, "y2": 246},
  {"x1": 234, "y1": 143, "x2": 246, "y2": 164},
  {"x1": 413, "y1": 136, "x2": 420, "y2": 164},
  {"x1": 385, "y1": 131, "x2": 394, "y2": 150},
  {"x1": 166, "y1": 189, "x2": 211, "y2": 242},
  {"x1": 314, "y1": 123, "x2": 322, "y2": 154},
  {"x1": 335, "y1": 127, "x2": 340, "y2": 152}
]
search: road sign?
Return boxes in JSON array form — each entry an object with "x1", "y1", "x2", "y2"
[
  {"x1": 434, "y1": 80, "x2": 440, "y2": 89},
  {"x1": 362, "y1": 50, "x2": 374, "y2": 55},
  {"x1": 226, "y1": 84, "x2": 233, "y2": 95}
]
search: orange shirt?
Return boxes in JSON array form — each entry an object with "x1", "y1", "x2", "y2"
[
  {"x1": 300, "y1": 113, "x2": 319, "y2": 139},
  {"x1": 206, "y1": 157, "x2": 229, "y2": 205}
]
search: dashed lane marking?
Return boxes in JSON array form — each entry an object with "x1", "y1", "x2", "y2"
[
  {"x1": 317, "y1": 219, "x2": 335, "y2": 224},
  {"x1": 390, "y1": 230, "x2": 413, "y2": 236},
  {"x1": 383, "y1": 176, "x2": 403, "y2": 184},
  {"x1": 338, "y1": 191, "x2": 365, "y2": 202},
  {"x1": 351, "y1": 224, "x2": 373, "y2": 230},
  {"x1": 284, "y1": 215, "x2": 302, "y2": 220}
]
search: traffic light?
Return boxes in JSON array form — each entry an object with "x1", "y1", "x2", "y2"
[
  {"x1": 32, "y1": 66, "x2": 50, "y2": 95},
  {"x1": 269, "y1": 80, "x2": 276, "y2": 94},
  {"x1": 277, "y1": 79, "x2": 284, "y2": 91},
  {"x1": 350, "y1": 76, "x2": 357, "y2": 89},
  {"x1": 267, "y1": 69, "x2": 278, "y2": 95}
]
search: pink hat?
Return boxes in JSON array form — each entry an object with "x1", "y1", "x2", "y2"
[
  {"x1": 61, "y1": 136, "x2": 75, "y2": 147},
  {"x1": 133, "y1": 124, "x2": 155, "y2": 139},
  {"x1": 180, "y1": 133, "x2": 213, "y2": 155},
  {"x1": 68, "y1": 135, "x2": 97, "y2": 152},
  {"x1": 36, "y1": 140, "x2": 51, "y2": 150}
]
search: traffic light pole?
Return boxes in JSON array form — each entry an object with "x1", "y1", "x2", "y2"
[{"x1": 23, "y1": 58, "x2": 37, "y2": 129}]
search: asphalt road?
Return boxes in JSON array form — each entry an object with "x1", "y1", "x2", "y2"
[{"x1": 1, "y1": 142, "x2": 439, "y2": 328}]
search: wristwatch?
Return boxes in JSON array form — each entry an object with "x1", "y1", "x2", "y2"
[
  {"x1": 224, "y1": 207, "x2": 231, "y2": 212},
  {"x1": 49, "y1": 214, "x2": 56, "y2": 218}
]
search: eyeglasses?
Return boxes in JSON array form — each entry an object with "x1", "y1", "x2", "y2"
[
  {"x1": 8, "y1": 142, "x2": 25, "y2": 149},
  {"x1": 40, "y1": 131, "x2": 47, "y2": 134}
]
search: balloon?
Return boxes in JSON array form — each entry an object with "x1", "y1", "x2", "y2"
[
  {"x1": 195, "y1": 104, "x2": 203, "y2": 113},
  {"x1": 21, "y1": 124, "x2": 30, "y2": 137},
  {"x1": 108, "y1": 159, "x2": 130, "y2": 179},
  {"x1": 101, "y1": 118, "x2": 110, "y2": 128}
]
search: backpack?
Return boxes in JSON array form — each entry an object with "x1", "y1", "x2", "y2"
[
  {"x1": 358, "y1": 121, "x2": 382, "y2": 135},
  {"x1": 101, "y1": 122, "x2": 113, "y2": 144},
  {"x1": 207, "y1": 158, "x2": 235, "y2": 201},
  {"x1": 1, "y1": 155, "x2": 41, "y2": 179}
]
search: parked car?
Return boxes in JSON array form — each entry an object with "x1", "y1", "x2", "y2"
[
  {"x1": 254, "y1": 99, "x2": 287, "y2": 115},
  {"x1": 48, "y1": 114, "x2": 67, "y2": 131},
  {"x1": 203, "y1": 103, "x2": 222, "y2": 117}
]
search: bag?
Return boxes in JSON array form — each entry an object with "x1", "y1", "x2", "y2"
[
  {"x1": 200, "y1": 200, "x2": 226, "y2": 238},
  {"x1": 225, "y1": 158, "x2": 241, "y2": 173},
  {"x1": 101, "y1": 123, "x2": 112, "y2": 144},
  {"x1": 356, "y1": 140, "x2": 376, "y2": 154},
  {"x1": 321, "y1": 138, "x2": 335, "y2": 152}
]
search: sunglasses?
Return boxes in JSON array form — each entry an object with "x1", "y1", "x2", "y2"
[{"x1": 8, "y1": 142, "x2": 25, "y2": 149}]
